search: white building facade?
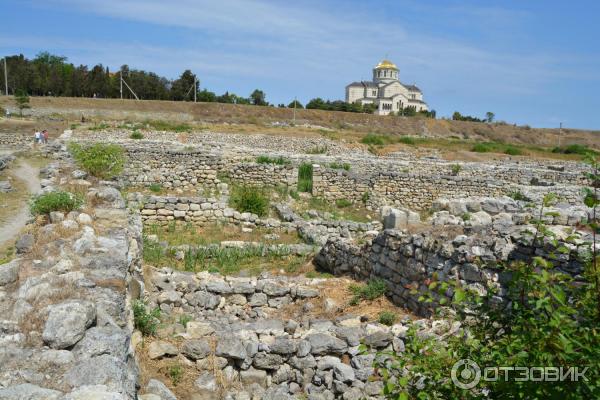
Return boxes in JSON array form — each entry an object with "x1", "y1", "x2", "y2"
[{"x1": 345, "y1": 60, "x2": 428, "y2": 116}]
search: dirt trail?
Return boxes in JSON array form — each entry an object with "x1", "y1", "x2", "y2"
[{"x1": 0, "y1": 159, "x2": 41, "y2": 247}]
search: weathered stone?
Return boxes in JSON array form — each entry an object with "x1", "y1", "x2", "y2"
[
  {"x1": 148, "y1": 341, "x2": 178, "y2": 359},
  {"x1": 0, "y1": 383, "x2": 63, "y2": 400},
  {"x1": 306, "y1": 333, "x2": 347, "y2": 355},
  {"x1": 182, "y1": 338, "x2": 211, "y2": 360},
  {"x1": 42, "y1": 300, "x2": 96, "y2": 349},
  {"x1": 0, "y1": 259, "x2": 20, "y2": 286},
  {"x1": 187, "y1": 321, "x2": 215, "y2": 338},
  {"x1": 216, "y1": 337, "x2": 247, "y2": 360},
  {"x1": 240, "y1": 367, "x2": 267, "y2": 387},
  {"x1": 145, "y1": 379, "x2": 177, "y2": 400}
]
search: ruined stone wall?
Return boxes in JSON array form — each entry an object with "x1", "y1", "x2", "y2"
[
  {"x1": 315, "y1": 224, "x2": 589, "y2": 316},
  {"x1": 0, "y1": 132, "x2": 32, "y2": 149},
  {"x1": 227, "y1": 163, "x2": 297, "y2": 188}
]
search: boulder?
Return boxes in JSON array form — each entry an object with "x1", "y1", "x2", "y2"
[
  {"x1": 15, "y1": 234, "x2": 35, "y2": 254},
  {"x1": 383, "y1": 208, "x2": 420, "y2": 230},
  {"x1": 0, "y1": 259, "x2": 20, "y2": 286},
  {"x1": 145, "y1": 379, "x2": 177, "y2": 400},
  {"x1": 0, "y1": 383, "x2": 63, "y2": 400},
  {"x1": 306, "y1": 333, "x2": 348, "y2": 355},
  {"x1": 216, "y1": 337, "x2": 247, "y2": 360},
  {"x1": 182, "y1": 339, "x2": 211, "y2": 360},
  {"x1": 148, "y1": 341, "x2": 178, "y2": 359},
  {"x1": 42, "y1": 300, "x2": 96, "y2": 349}
]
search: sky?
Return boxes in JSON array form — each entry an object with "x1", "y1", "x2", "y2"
[{"x1": 1, "y1": 0, "x2": 599, "y2": 129}]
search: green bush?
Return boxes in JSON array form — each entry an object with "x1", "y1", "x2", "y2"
[
  {"x1": 132, "y1": 300, "x2": 160, "y2": 336},
  {"x1": 552, "y1": 144, "x2": 598, "y2": 156},
  {"x1": 69, "y1": 142, "x2": 125, "y2": 179},
  {"x1": 378, "y1": 311, "x2": 397, "y2": 326},
  {"x1": 329, "y1": 162, "x2": 351, "y2": 171},
  {"x1": 178, "y1": 314, "x2": 192, "y2": 328},
  {"x1": 397, "y1": 136, "x2": 416, "y2": 145},
  {"x1": 256, "y1": 155, "x2": 290, "y2": 165},
  {"x1": 130, "y1": 131, "x2": 144, "y2": 139},
  {"x1": 30, "y1": 191, "x2": 83, "y2": 215},
  {"x1": 349, "y1": 279, "x2": 387, "y2": 305},
  {"x1": 229, "y1": 185, "x2": 269, "y2": 216},
  {"x1": 147, "y1": 120, "x2": 192, "y2": 132},
  {"x1": 361, "y1": 191, "x2": 370, "y2": 204},
  {"x1": 298, "y1": 163, "x2": 313, "y2": 193},
  {"x1": 361, "y1": 134, "x2": 386, "y2": 146},
  {"x1": 509, "y1": 190, "x2": 531, "y2": 202},
  {"x1": 461, "y1": 212, "x2": 471, "y2": 221},
  {"x1": 149, "y1": 183, "x2": 162, "y2": 193},
  {"x1": 451, "y1": 164, "x2": 462, "y2": 175},
  {"x1": 336, "y1": 199, "x2": 352, "y2": 208},
  {"x1": 471, "y1": 143, "x2": 492, "y2": 153},
  {"x1": 504, "y1": 145, "x2": 522, "y2": 155},
  {"x1": 289, "y1": 190, "x2": 300, "y2": 200}
]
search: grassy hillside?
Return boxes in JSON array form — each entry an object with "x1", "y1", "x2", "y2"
[{"x1": 1, "y1": 96, "x2": 598, "y2": 149}]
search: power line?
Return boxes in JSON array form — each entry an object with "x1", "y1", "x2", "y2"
[{"x1": 3, "y1": 58, "x2": 7, "y2": 96}]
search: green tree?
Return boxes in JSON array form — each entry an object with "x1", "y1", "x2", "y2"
[
  {"x1": 288, "y1": 99, "x2": 304, "y2": 109},
  {"x1": 171, "y1": 69, "x2": 198, "y2": 101},
  {"x1": 14, "y1": 89, "x2": 30, "y2": 116},
  {"x1": 250, "y1": 89, "x2": 267, "y2": 106},
  {"x1": 486, "y1": 111, "x2": 495, "y2": 123}
]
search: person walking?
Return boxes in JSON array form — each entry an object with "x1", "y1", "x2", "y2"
[
  {"x1": 42, "y1": 130, "x2": 49, "y2": 144},
  {"x1": 34, "y1": 130, "x2": 41, "y2": 144}
]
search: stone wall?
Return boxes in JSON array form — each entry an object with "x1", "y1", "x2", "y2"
[
  {"x1": 227, "y1": 163, "x2": 297, "y2": 188},
  {"x1": 315, "y1": 221, "x2": 591, "y2": 316},
  {"x1": 0, "y1": 161, "x2": 142, "y2": 399}
]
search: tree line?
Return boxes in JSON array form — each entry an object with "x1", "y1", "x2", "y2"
[{"x1": 0, "y1": 52, "x2": 269, "y2": 105}]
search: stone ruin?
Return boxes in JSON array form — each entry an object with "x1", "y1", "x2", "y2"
[{"x1": 0, "y1": 125, "x2": 596, "y2": 399}]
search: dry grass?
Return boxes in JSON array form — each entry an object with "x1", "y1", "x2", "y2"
[
  {"x1": 0, "y1": 169, "x2": 29, "y2": 225},
  {"x1": 1, "y1": 96, "x2": 598, "y2": 150},
  {"x1": 136, "y1": 335, "x2": 235, "y2": 400},
  {"x1": 145, "y1": 222, "x2": 303, "y2": 247},
  {"x1": 275, "y1": 278, "x2": 415, "y2": 323}
]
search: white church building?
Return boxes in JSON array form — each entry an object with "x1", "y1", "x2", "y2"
[{"x1": 345, "y1": 60, "x2": 428, "y2": 115}]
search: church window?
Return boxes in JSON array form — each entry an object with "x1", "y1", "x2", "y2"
[
  {"x1": 384, "y1": 70, "x2": 387, "y2": 77},
  {"x1": 372, "y1": 90, "x2": 376, "y2": 96}
]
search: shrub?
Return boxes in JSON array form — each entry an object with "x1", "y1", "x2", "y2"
[
  {"x1": 178, "y1": 314, "x2": 192, "y2": 328},
  {"x1": 504, "y1": 145, "x2": 522, "y2": 156},
  {"x1": 397, "y1": 136, "x2": 416, "y2": 145},
  {"x1": 168, "y1": 363, "x2": 183, "y2": 386},
  {"x1": 230, "y1": 185, "x2": 269, "y2": 216},
  {"x1": 509, "y1": 190, "x2": 531, "y2": 202},
  {"x1": 361, "y1": 134, "x2": 386, "y2": 146},
  {"x1": 148, "y1": 183, "x2": 162, "y2": 193},
  {"x1": 130, "y1": 131, "x2": 144, "y2": 139},
  {"x1": 552, "y1": 144, "x2": 598, "y2": 156},
  {"x1": 378, "y1": 311, "x2": 397, "y2": 326},
  {"x1": 361, "y1": 191, "x2": 370, "y2": 204},
  {"x1": 329, "y1": 162, "x2": 351, "y2": 171},
  {"x1": 30, "y1": 191, "x2": 83, "y2": 215},
  {"x1": 298, "y1": 163, "x2": 313, "y2": 193},
  {"x1": 69, "y1": 142, "x2": 125, "y2": 179},
  {"x1": 471, "y1": 143, "x2": 492, "y2": 153},
  {"x1": 289, "y1": 190, "x2": 300, "y2": 200},
  {"x1": 461, "y1": 212, "x2": 471, "y2": 221},
  {"x1": 349, "y1": 279, "x2": 387, "y2": 305},
  {"x1": 256, "y1": 155, "x2": 290, "y2": 165},
  {"x1": 451, "y1": 164, "x2": 462, "y2": 175},
  {"x1": 336, "y1": 199, "x2": 352, "y2": 208},
  {"x1": 132, "y1": 300, "x2": 160, "y2": 336},
  {"x1": 306, "y1": 145, "x2": 328, "y2": 154}
]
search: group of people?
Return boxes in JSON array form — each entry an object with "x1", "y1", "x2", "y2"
[{"x1": 34, "y1": 129, "x2": 49, "y2": 144}]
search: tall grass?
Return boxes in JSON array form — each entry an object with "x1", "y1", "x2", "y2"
[{"x1": 298, "y1": 163, "x2": 313, "y2": 193}]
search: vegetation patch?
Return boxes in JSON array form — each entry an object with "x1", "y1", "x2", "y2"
[
  {"x1": 130, "y1": 131, "x2": 144, "y2": 140},
  {"x1": 229, "y1": 185, "x2": 269, "y2": 216},
  {"x1": 29, "y1": 191, "x2": 83, "y2": 215},
  {"x1": 306, "y1": 145, "x2": 328, "y2": 154},
  {"x1": 132, "y1": 300, "x2": 161, "y2": 336},
  {"x1": 298, "y1": 163, "x2": 313, "y2": 193},
  {"x1": 69, "y1": 142, "x2": 125, "y2": 179},
  {"x1": 329, "y1": 162, "x2": 350, "y2": 171},
  {"x1": 348, "y1": 278, "x2": 387, "y2": 305},
  {"x1": 256, "y1": 155, "x2": 290, "y2": 165},
  {"x1": 361, "y1": 134, "x2": 386, "y2": 146},
  {"x1": 552, "y1": 144, "x2": 598, "y2": 156},
  {"x1": 147, "y1": 120, "x2": 192, "y2": 132},
  {"x1": 378, "y1": 310, "x2": 397, "y2": 326}
]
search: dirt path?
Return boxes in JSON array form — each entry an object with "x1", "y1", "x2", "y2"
[{"x1": 0, "y1": 159, "x2": 41, "y2": 247}]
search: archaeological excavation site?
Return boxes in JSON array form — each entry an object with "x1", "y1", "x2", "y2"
[{"x1": 0, "y1": 101, "x2": 598, "y2": 400}]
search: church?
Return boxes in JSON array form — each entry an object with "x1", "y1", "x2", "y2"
[{"x1": 345, "y1": 59, "x2": 428, "y2": 116}]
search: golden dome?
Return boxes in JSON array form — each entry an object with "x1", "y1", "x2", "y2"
[{"x1": 374, "y1": 59, "x2": 398, "y2": 70}]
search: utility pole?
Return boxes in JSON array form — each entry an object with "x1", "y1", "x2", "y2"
[
  {"x1": 194, "y1": 76, "x2": 197, "y2": 103},
  {"x1": 3, "y1": 57, "x2": 7, "y2": 96},
  {"x1": 558, "y1": 122, "x2": 562, "y2": 147},
  {"x1": 293, "y1": 96, "x2": 297, "y2": 125},
  {"x1": 120, "y1": 70, "x2": 123, "y2": 99}
]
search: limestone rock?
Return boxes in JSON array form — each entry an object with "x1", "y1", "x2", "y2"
[{"x1": 42, "y1": 300, "x2": 96, "y2": 349}]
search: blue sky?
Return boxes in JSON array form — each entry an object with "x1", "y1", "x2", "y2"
[{"x1": 1, "y1": 0, "x2": 599, "y2": 129}]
